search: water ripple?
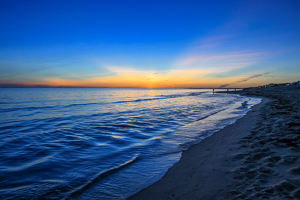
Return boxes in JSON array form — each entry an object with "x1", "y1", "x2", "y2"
[{"x1": 0, "y1": 88, "x2": 261, "y2": 200}]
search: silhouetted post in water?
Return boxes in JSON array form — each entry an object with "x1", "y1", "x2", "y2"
[
  {"x1": 227, "y1": 88, "x2": 229, "y2": 92},
  {"x1": 213, "y1": 89, "x2": 214, "y2": 94}
]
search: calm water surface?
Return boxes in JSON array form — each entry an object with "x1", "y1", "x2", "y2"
[{"x1": 0, "y1": 88, "x2": 261, "y2": 199}]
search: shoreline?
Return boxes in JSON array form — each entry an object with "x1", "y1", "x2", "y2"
[
  {"x1": 128, "y1": 96, "x2": 268, "y2": 199},
  {"x1": 129, "y1": 87, "x2": 300, "y2": 199}
]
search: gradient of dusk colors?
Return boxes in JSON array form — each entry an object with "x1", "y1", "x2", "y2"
[{"x1": 0, "y1": 0, "x2": 299, "y2": 88}]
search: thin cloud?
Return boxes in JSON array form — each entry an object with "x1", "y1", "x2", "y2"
[
  {"x1": 219, "y1": 72, "x2": 270, "y2": 88},
  {"x1": 175, "y1": 33, "x2": 265, "y2": 74},
  {"x1": 235, "y1": 72, "x2": 270, "y2": 83},
  {"x1": 178, "y1": 52, "x2": 262, "y2": 66},
  {"x1": 219, "y1": 84, "x2": 230, "y2": 88}
]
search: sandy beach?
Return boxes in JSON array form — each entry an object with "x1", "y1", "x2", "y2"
[{"x1": 128, "y1": 87, "x2": 300, "y2": 200}]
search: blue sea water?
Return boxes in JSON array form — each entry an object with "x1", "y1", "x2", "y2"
[{"x1": 0, "y1": 88, "x2": 261, "y2": 199}]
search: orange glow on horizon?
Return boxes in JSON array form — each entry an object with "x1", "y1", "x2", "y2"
[{"x1": 10, "y1": 70, "x2": 273, "y2": 89}]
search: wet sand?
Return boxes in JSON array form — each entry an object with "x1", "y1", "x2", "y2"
[{"x1": 128, "y1": 87, "x2": 300, "y2": 200}]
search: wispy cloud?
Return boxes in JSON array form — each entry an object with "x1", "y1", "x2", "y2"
[
  {"x1": 175, "y1": 51, "x2": 264, "y2": 76},
  {"x1": 219, "y1": 72, "x2": 270, "y2": 88},
  {"x1": 187, "y1": 35, "x2": 234, "y2": 52},
  {"x1": 235, "y1": 72, "x2": 270, "y2": 83},
  {"x1": 178, "y1": 52, "x2": 262, "y2": 66},
  {"x1": 219, "y1": 84, "x2": 230, "y2": 88},
  {"x1": 174, "y1": 33, "x2": 265, "y2": 77}
]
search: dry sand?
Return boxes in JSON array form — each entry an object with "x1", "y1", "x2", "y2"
[{"x1": 128, "y1": 87, "x2": 300, "y2": 200}]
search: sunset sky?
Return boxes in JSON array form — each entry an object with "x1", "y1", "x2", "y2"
[{"x1": 0, "y1": 0, "x2": 299, "y2": 88}]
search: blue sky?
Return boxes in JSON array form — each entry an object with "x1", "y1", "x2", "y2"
[{"x1": 0, "y1": 0, "x2": 299, "y2": 88}]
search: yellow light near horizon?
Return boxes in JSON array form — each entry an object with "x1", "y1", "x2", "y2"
[{"x1": 32, "y1": 69, "x2": 269, "y2": 89}]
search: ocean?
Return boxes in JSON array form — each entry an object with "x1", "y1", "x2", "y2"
[{"x1": 0, "y1": 88, "x2": 261, "y2": 199}]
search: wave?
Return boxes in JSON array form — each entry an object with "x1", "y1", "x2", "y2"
[
  {"x1": 195, "y1": 108, "x2": 227, "y2": 121},
  {"x1": 1, "y1": 155, "x2": 53, "y2": 172},
  {"x1": 65, "y1": 155, "x2": 139, "y2": 199},
  {"x1": 0, "y1": 92, "x2": 206, "y2": 113},
  {"x1": 0, "y1": 89, "x2": 261, "y2": 200},
  {"x1": 113, "y1": 97, "x2": 163, "y2": 104},
  {"x1": 241, "y1": 100, "x2": 249, "y2": 108},
  {"x1": 157, "y1": 91, "x2": 205, "y2": 99}
]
